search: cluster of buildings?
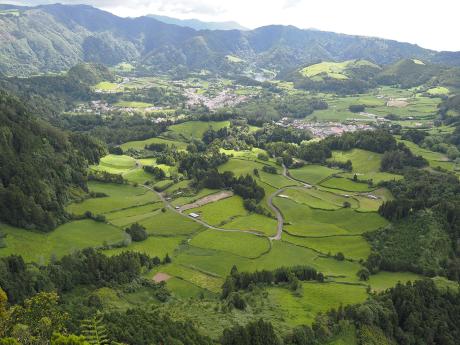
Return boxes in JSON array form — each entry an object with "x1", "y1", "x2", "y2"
[
  {"x1": 276, "y1": 118, "x2": 373, "y2": 138},
  {"x1": 185, "y1": 89, "x2": 249, "y2": 111}
]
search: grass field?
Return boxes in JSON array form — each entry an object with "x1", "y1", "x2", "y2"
[
  {"x1": 277, "y1": 197, "x2": 387, "y2": 236},
  {"x1": 268, "y1": 282, "x2": 368, "y2": 325},
  {"x1": 289, "y1": 165, "x2": 339, "y2": 184},
  {"x1": 67, "y1": 182, "x2": 158, "y2": 215},
  {"x1": 330, "y1": 149, "x2": 402, "y2": 184},
  {"x1": 187, "y1": 196, "x2": 248, "y2": 226},
  {"x1": 300, "y1": 60, "x2": 379, "y2": 81},
  {"x1": 399, "y1": 139, "x2": 457, "y2": 172},
  {"x1": 175, "y1": 240, "x2": 362, "y2": 283},
  {"x1": 222, "y1": 214, "x2": 278, "y2": 236},
  {"x1": 0, "y1": 221, "x2": 123, "y2": 263},
  {"x1": 139, "y1": 209, "x2": 204, "y2": 236},
  {"x1": 282, "y1": 188, "x2": 346, "y2": 210},
  {"x1": 166, "y1": 121, "x2": 230, "y2": 140},
  {"x1": 283, "y1": 233, "x2": 371, "y2": 261},
  {"x1": 426, "y1": 86, "x2": 449, "y2": 95},
  {"x1": 92, "y1": 154, "x2": 136, "y2": 174},
  {"x1": 105, "y1": 235, "x2": 185, "y2": 259},
  {"x1": 368, "y1": 271, "x2": 422, "y2": 292},
  {"x1": 320, "y1": 177, "x2": 375, "y2": 192},
  {"x1": 94, "y1": 81, "x2": 119, "y2": 91},
  {"x1": 120, "y1": 137, "x2": 188, "y2": 151},
  {"x1": 190, "y1": 230, "x2": 270, "y2": 259}
]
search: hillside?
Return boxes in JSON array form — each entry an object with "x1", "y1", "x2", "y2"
[
  {"x1": 0, "y1": 91, "x2": 104, "y2": 231},
  {"x1": 1, "y1": 4, "x2": 460, "y2": 76}
]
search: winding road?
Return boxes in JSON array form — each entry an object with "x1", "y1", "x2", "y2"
[{"x1": 143, "y1": 162, "x2": 311, "y2": 241}]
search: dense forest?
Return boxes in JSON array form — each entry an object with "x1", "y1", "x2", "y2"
[{"x1": 0, "y1": 91, "x2": 105, "y2": 231}]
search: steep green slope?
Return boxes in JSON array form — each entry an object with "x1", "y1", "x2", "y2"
[{"x1": 0, "y1": 91, "x2": 101, "y2": 230}]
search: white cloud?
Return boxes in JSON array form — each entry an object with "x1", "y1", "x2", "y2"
[{"x1": 6, "y1": 0, "x2": 460, "y2": 51}]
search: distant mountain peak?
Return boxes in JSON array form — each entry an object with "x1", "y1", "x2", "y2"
[{"x1": 147, "y1": 14, "x2": 248, "y2": 31}]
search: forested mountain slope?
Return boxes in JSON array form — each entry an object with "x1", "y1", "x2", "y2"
[
  {"x1": 1, "y1": 3, "x2": 459, "y2": 76},
  {"x1": 0, "y1": 91, "x2": 104, "y2": 231}
]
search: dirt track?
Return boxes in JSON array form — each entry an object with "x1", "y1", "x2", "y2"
[{"x1": 178, "y1": 191, "x2": 233, "y2": 212}]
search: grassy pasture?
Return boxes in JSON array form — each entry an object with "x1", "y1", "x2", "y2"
[
  {"x1": 289, "y1": 164, "x2": 339, "y2": 184},
  {"x1": 283, "y1": 233, "x2": 371, "y2": 261},
  {"x1": 300, "y1": 60, "x2": 377, "y2": 81},
  {"x1": 268, "y1": 282, "x2": 368, "y2": 325},
  {"x1": 67, "y1": 182, "x2": 158, "y2": 215},
  {"x1": 105, "y1": 203, "x2": 163, "y2": 227},
  {"x1": 92, "y1": 154, "x2": 136, "y2": 174},
  {"x1": 156, "y1": 263, "x2": 223, "y2": 293},
  {"x1": 320, "y1": 177, "x2": 374, "y2": 192},
  {"x1": 188, "y1": 195, "x2": 247, "y2": 226},
  {"x1": 222, "y1": 214, "x2": 278, "y2": 237},
  {"x1": 331, "y1": 149, "x2": 381, "y2": 174},
  {"x1": 399, "y1": 139, "x2": 457, "y2": 171},
  {"x1": 104, "y1": 235, "x2": 184, "y2": 258},
  {"x1": 139, "y1": 209, "x2": 204, "y2": 236},
  {"x1": 166, "y1": 277, "x2": 214, "y2": 298},
  {"x1": 94, "y1": 81, "x2": 119, "y2": 91},
  {"x1": 426, "y1": 86, "x2": 449, "y2": 95},
  {"x1": 0, "y1": 221, "x2": 123, "y2": 263},
  {"x1": 277, "y1": 197, "x2": 387, "y2": 236},
  {"x1": 282, "y1": 188, "x2": 344, "y2": 210},
  {"x1": 368, "y1": 271, "x2": 423, "y2": 292},
  {"x1": 120, "y1": 137, "x2": 188, "y2": 151},
  {"x1": 167, "y1": 121, "x2": 230, "y2": 140},
  {"x1": 190, "y1": 230, "x2": 270, "y2": 259},
  {"x1": 176, "y1": 240, "x2": 362, "y2": 283}
]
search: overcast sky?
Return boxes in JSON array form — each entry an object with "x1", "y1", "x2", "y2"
[{"x1": 7, "y1": 0, "x2": 460, "y2": 51}]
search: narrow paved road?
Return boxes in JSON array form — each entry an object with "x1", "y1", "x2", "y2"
[
  {"x1": 143, "y1": 185, "x2": 266, "y2": 237},
  {"x1": 143, "y1": 163, "x2": 311, "y2": 241}
]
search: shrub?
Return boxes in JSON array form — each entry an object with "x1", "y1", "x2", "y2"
[{"x1": 125, "y1": 223, "x2": 148, "y2": 242}]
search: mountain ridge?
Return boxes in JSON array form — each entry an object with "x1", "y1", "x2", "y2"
[
  {"x1": 147, "y1": 14, "x2": 248, "y2": 31},
  {"x1": 0, "y1": 3, "x2": 459, "y2": 76}
]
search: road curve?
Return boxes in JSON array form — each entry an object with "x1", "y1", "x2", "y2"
[{"x1": 143, "y1": 185, "x2": 266, "y2": 238}]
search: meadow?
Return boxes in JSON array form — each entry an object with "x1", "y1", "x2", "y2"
[{"x1": 0, "y1": 220, "x2": 123, "y2": 263}]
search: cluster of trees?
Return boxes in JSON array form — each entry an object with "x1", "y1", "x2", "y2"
[
  {"x1": 199, "y1": 171, "x2": 265, "y2": 212},
  {"x1": 143, "y1": 165, "x2": 166, "y2": 179},
  {"x1": 61, "y1": 112, "x2": 168, "y2": 146},
  {"x1": 0, "y1": 290, "x2": 210, "y2": 345},
  {"x1": 88, "y1": 170, "x2": 125, "y2": 184},
  {"x1": 374, "y1": 168, "x2": 460, "y2": 280},
  {"x1": 104, "y1": 309, "x2": 213, "y2": 345},
  {"x1": 0, "y1": 249, "x2": 164, "y2": 304},
  {"x1": 220, "y1": 93, "x2": 328, "y2": 126},
  {"x1": 125, "y1": 223, "x2": 148, "y2": 242},
  {"x1": 380, "y1": 143, "x2": 428, "y2": 172},
  {"x1": 221, "y1": 265, "x2": 322, "y2": 299},
  {"x1": 0, "y1": 91, "x2": 101, "y2": 231}
]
